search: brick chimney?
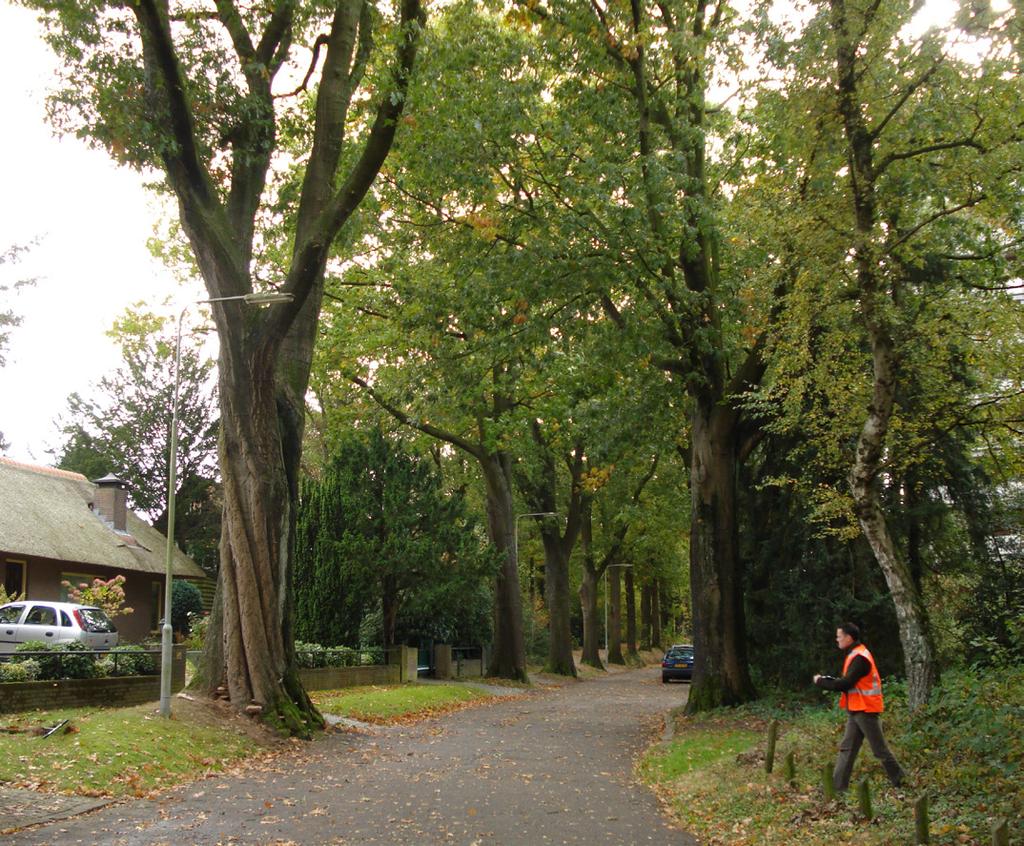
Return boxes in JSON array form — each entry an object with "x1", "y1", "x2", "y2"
[{"x1": 93, "y1": 474, "x2": 129, "y2": 532}]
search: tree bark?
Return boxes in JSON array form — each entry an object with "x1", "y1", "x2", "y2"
[
  {"x1": 607, "y1": 564, "x2": 624, "y2": 664},
  {"x1": 651, "y1": 577, "x2": 662, "y2": 651},
  {"x1": 640, "y1": 582, "x2": 652, "y2": 650},
  {"x1": 481, "y1": 453, "x2": 528, "y2": 682},
  {"x1": 831, "y1": 0, "x2": 938, "y2": 711},
  {"x1": 540, "y1": 532, "x2": 577, "y2": 676},
  {"x1": 624, "y1": 566, "x2": 638, "y2": 657},
  {"x1": 686, "y1": 400, "x2": 757, "y2": 713},
  {"x1": 578, "y1": 504, "x2": 605, "y2": 669}
]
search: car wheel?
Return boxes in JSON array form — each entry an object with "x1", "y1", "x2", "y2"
[{"x1": 662, "y1": 675, "x2": 669, "y2": 683}]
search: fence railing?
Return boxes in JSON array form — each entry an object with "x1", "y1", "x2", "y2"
[
  {"x1": 293, "y1": 645, "x2": 394, "y2": 670},
  {"x1": 1, "y1": 648, "x2": 161, "y2": 679}
]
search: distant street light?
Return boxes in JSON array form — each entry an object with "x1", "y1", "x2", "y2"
[
  {"x1": 159, "y1": 291, "x2": 294, "y2": 718},
  {"x1": 513, "y1": 512, "x2": 557, "y2": 572}
]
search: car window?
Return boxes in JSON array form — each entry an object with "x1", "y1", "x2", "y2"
[
  {"x1": 666, "y1": 648, "x2": 693, "y2": 660},
  {"x1": 61, "y1": 610, "x2": 73, "y2": 627},
  {"x1": 0, "y1": 604, "x2": 25, "y2": 624},
  {"x1": 25, "y1": 605, "x2": 58, "y2": 626},
  {"x1": 77, "y1": 608, "x2": 116, "y2": 633}
]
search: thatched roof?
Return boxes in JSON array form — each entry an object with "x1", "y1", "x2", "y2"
[{"x1": 0, "y1": 457, "x2": 205, "y2": 578}]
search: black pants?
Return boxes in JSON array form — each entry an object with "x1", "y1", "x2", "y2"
[{"x1": 833, "y1": 710, "x2": 904, "y2": 790}]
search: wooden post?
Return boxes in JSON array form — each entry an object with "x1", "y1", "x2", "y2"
[
  {"x1": 857, "y1": 777, "x2": 873, "y2": 821},
  {"x1": 914, "y1": 794, "x2": 929, "y2": 844},
  {"x1": 765, "y1": 720, "x2": 779, "y2": 774},
  {"x1": 991, "y1": 819, "x2": 1008, "y2": 846},
  {"x1": 822, "y1": 763, "x2": 836, "y2": 801},
  {"x1": 783, "y1": 750, "x2": 796, "y2": 786}
]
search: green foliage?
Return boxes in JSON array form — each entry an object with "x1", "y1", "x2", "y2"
[
  {"x1": 107, "y1": 645, "x2": 158, "y2": 676},
  {"x1": 292, "y1": 641, "x2": 370, "y2": 669},
  {"x1": 0, "y1": 659, "x2": 40, "y2": 682},
  {"x1": 294, "y1": 429, "x2": 497, "y2": 648},
  {"x1": 184, "y1": 612, "x2": 209, "y2": 651},
  {"x1": 642, "y1": 667, "x2": 1023, "y2": 845},
  {"x1": 0, "y1": 702, "x2": 268, "y2": 797},
  {"x1": 53, "y1": 306, "x2": 221, "y2": 574},
  {"x1": 170, "y1": 579, "x2": 204, "y2": 636},
  {"x1": 13, "y1": 641, "x2": 97, "y2": 680}
]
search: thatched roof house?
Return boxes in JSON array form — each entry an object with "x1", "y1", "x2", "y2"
[{"x1": 0, "y1": 457, "x2": 205, "y2": 642}]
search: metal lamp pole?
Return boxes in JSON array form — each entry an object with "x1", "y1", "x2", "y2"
[
  {"x1": 514, "y1": 512, "x2": 556, "y2": 658},
  {"x1": 159, "y1": 291, "x2": 294, "y2": 718}
]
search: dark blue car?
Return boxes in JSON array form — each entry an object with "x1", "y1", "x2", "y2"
[{"x1": 661, "y1": 644, "x2": 694, "y2": 683}]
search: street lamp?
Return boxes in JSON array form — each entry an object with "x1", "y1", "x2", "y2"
[
  {"x1": 603, "y1": 562, "x2": 634, "y2": 657},
  {"x1": 513, "y1": 512, "x2": 557, "y2": 571},
  {"x1": 514, "y1": 512, "x2": 556, "y2": 658},
  {"x1": 159, "y1": 291, "x2": 294, "y2": 718}
]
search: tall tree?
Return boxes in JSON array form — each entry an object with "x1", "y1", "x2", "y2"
[
  {"x1": 54, "y1": 307, "x2": 221, "y2": 572},
  {"x1": 518, "y1": 0, "x2": 766, "y2": 709},
  {"x1": 743, "y1": 0, "x2": 1023, "y2": 707},
  {"x1": 27, "y1": 0, "x2": 425, "y2": 732},
  {"x1": 293, "y1": 429, "x2": 495, "y2": 649}
]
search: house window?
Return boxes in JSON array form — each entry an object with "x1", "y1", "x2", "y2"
[{"x1": 4, "y1": 560, "x2": 26, "y2": 599}]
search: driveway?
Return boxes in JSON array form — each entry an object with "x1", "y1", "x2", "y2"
[{"x1": 6, "y1": 666, "x2": 697, "y2": 845}]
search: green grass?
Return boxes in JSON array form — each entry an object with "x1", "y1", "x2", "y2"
[
  {"x1": 638, "y1": 667, "x2": 1023, "y2": 845},
  {"x1": 310, "y1": 682, "x2": 494, "y2": 723},
  {"x1": 639, "y1": 728, "x2": 760, "y2": 781},
  {"x1": 0, "y1": 703, "x2": 268, "y2": 798}
]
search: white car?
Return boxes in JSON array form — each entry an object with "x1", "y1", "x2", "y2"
[{"x1": 0, "y1": 601, "x2": 119, "y2": 655}]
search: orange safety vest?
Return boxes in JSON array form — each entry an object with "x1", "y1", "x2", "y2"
[{"x1": 839, "y1": 644, "x2": 884, "y2": 713}]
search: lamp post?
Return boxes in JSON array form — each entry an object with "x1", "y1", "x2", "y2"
[
  {"x1": 514, "y1": 512, "x2": 556, "y2": 658},
  {"x1": 159, "y1": 291, "x2": 294, "y2": 718},
  {"x1": 604, "y1": 563, "x2": 634, "y2": 657},
  {"x1": 513, "y1": 512, "x2": 557, "y2": 571}
]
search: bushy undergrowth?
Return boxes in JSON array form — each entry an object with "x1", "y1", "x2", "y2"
[
  {"x1": 640, "y1": 666, "x2": 1022, "y2": 845},
  {"x1": 3, "y1": 642, "x2": 158, "y2": 681},
  {"x1": 293, "y1": 640, "x2": 383, "y2": 668}
]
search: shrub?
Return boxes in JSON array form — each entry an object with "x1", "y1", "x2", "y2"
[
  {"x1": 12, "y1": 640, "x2": 97, "y2": 680},
  {"x1": 108, "y1": 644, "x2": 158, "y2": 676},
  {"x1": 185, "y1": 612, "x2": 209, "y2": 650},
  {"x1": 171, "y1": 580, "x2": 204, "y2": 636},
  {"x1": 0, "y1": 659, "x2": 40, "y2": 682}
]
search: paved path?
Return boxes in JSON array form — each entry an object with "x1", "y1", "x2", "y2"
[{"x1": 6, "y1": 667, "x2": 697, "y2": 845}]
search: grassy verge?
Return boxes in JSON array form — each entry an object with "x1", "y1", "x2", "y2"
[
  {"x1": 310, "y1": 682, "x2": 501, "y2": 724},
  {"x1": 639, "y1": 666, "x2": 1023, "y2": 845},
  {"x1": 0, "y1": 699, "x2": 273, "y2": 798}
]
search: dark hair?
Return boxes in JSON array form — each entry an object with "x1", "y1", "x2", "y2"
[{"x1": 838, "y1": 621, "x2": 862, "y2": 642}]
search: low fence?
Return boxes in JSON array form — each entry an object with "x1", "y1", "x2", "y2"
[{"x1": 0, "y1": 647, "x2": 186, "y2": 713}]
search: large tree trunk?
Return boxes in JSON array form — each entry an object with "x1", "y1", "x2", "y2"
[
  {"x1": 831, "y1": 0, "x2": 938, "y2": 710},
  {"x1": 686, "y1": 401, "x2": 756, "y2": 713},
  {"x1": 540, "y1": 532, "x2": 577, "y2": 676},
  {"x1": 207, "y1": 346, "x2": 320, "y2": 735},
  {"x1": 640, "y1": 582, "x2": 652, "y2": 650},
  {"x1": 578, "y1": 506, "x2": 604, "y2": 669},
  {"x1": 651, "y1": 578, "x2": 662, "y2": 651},
  {"x1": 625, "y1": 567, "x2": 638, "y2": 658},
  {"x1": 607, "y1": 565, "x2": 624, "y2": 664},
  {"x1": 481, "y1": 454, "x2": 528, "y2": 681}
]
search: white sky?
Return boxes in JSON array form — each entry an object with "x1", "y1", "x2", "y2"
[
  {"x1": 0, "y1": 0, "x2": 971, "y2": 466},
  {"x1": 0, "y1": 5, "x2": 204, "y2": 464}
]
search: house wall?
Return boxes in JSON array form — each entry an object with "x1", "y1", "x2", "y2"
[{"x1": 5, "y1": 553, "x2": 163, "y2": 644}]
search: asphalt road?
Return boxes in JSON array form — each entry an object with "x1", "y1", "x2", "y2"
[{"x1": 7, "y1": 666, "x2": 698, "y2": 846}]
